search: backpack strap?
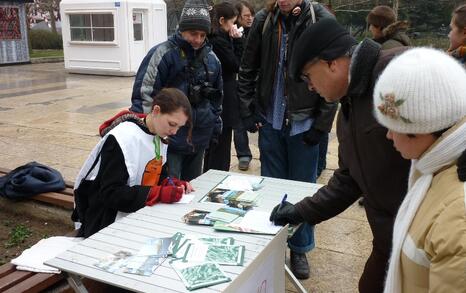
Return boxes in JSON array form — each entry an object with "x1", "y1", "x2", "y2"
[{"x1": 310, "y1": 2, "x2": 316, "y2": 24}]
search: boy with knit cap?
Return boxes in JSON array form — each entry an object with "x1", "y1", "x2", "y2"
[
  {"x1": 130, "y1": 0, "x2": 223, "y2": 182},
  {"x1": 373, "y1": 47, "x2": 466, "y2": 293}
]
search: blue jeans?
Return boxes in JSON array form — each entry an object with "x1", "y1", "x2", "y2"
[{"x1": 258, "y1": 122, "x2": 318, "y2": 253}]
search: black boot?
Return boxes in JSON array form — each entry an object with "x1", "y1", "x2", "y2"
[{"x1": 290, "y1": 251, "x2": 310, "y2": 279}]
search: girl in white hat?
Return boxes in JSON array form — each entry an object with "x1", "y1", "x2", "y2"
[{"x1": 373, "y1": 47, "x2": 466, "y2": 293}]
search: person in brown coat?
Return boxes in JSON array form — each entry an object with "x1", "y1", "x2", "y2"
[
  {"x1": 367, "y1": 5, "x2": 411, "y2": 50},
  {"x1": 269, "y1": 18, "x2": 410, "y2": 292}
]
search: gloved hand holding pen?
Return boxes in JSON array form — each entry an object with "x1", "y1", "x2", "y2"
[
  {"x1": 269, "y1": 194, "x2": 304, "y2": 226},
  {"x1": 161, "y1": 176, "x2": 195, "y2": 193}
]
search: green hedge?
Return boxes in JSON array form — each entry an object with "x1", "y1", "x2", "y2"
[{"x1": 29, "y1": 30, "x2": 63, "y2": 50}]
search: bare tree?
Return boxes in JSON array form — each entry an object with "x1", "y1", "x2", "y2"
[
  {"x1": 392, "y1": 0, "x2": 399, "y2": 19},
  {"x1": 33, "y1": 0, "x2": 61, "y2": 34}
]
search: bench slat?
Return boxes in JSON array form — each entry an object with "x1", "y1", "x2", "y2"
[
  {"x1": 3, "y1": 272, "x2": 63, "y2": 293},
  {"x1": 31, "y1": 193, "x2": 74, "y2": 210},
  {"x1": 0, "y1": 270, "x2": 35, "y2": 291},
  {"x1": 0, "y1": 263, "x2": 16, "y2": 278}
]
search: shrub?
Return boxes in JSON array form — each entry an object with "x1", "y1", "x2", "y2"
[{"x1": 29, "y1": 30, "x2": 63, "y2": 50}]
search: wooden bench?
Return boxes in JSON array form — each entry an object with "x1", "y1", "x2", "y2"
[
  {"x1": 0, "y1": 263, "x2": 64, "y2": 293},
  {"x1": 0, "y1": 168, "x2": 76, "y2": 292},
  {"x1": 0, "y1": 167, "x2": 74, "y2": 210}
]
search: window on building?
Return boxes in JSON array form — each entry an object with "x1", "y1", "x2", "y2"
[
  {"x1": 69, "y1": 13, "x2": 114, "y2": 42},
  {"x1": 133, "y1": 12, "x2": 143, "y2": 41}
]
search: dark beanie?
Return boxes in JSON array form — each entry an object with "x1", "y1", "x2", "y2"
[
  {"x1": 178, "y1": 0, "x2": 211, "y2": 34},
  {"x1": 367, "y1": 5, "x2": 396, "y2": 29},
  {"x1": 290, "y1": 18, "x2": 357, "y2": 82}
]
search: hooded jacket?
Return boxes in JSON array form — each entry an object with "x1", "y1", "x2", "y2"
[
  {"x1": 375, "y1": 20, "x2": 411, "y2": 50},
  {"x1": 130, "y1": 31, "x2": 223, "y2": 154},
  {"x1": 238, "y1": 0, "x2": 337, "y2": 132}
]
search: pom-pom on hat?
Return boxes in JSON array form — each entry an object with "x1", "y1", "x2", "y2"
[
  {"x1": 178, "y1": 0, "x2": 211, "y2": 34},
  {"x1": 373, "y1": 47, "x2": 466, "y2": 134}
]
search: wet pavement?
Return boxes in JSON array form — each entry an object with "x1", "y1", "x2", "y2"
[{"x1": 0, "y1": 62, "x2": 371, "y2": 292}]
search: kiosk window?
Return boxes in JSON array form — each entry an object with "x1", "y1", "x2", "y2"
[
  {"x1": 70, "y1": 13, "x2": 115, "y2": 42},
  {"x1": 133, "y1": 13, "x2": 143, "y2": 41}
]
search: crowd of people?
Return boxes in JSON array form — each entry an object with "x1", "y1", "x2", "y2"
[{"x1": 72, "y1": 1, "x2": 466, "y2": 292}]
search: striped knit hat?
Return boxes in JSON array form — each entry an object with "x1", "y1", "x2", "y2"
[
  {"x1": 373, "y1": 47, "x2": 466, "y2": 134},
  {"x1": 179, "y1": 0, "x2": 211, "y2": 34}
]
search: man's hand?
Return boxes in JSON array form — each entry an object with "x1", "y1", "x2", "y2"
[
  {"x1": 269, "y1": 201, "x2": 303, "y2": 226},
  {"x1": 302, "y1": 127, "x2": 324, "y2": 146},
  {"x1": 243, "y1": 115, "x2": 262, "y2": 133}
]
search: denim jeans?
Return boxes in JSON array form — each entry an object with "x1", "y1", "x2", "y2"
[
  {"x1": 258, "y1": 122, "x2": 319, "y2": 253},
  {"x1": 233, "y1": 127, "x2": 252, "y2": 159},
  {"x1": 167, "y1": 150, "x2": 205, "y2": 181}
]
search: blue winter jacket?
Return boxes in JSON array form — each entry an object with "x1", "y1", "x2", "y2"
[{"x1": 130, "y1": 31, "x2": 223, "y2": 154}]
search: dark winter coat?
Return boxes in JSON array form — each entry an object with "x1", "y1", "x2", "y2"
[
  {"x1": 130, "y1": 31, "x2": 223, "y2": 154},
  {"x1": 238, "y1": 0, "x2": 337, "y2": 132},
  {"x1": 209, "y1": 30, "x2": 242, "y2": 127},
  {"x1": 294, "y1": 39, "x2": 411, "y2": 271},
  {"x1": 375, "y1": 20, "x2": 411, "y2": 50}
]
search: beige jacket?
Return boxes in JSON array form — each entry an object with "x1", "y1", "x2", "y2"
[{"x1": 400, "y1": 165, "x2": 466, "y2": 292}]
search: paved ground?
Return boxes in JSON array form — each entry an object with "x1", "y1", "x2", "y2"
[{"x1": 0, "y1": 62, "x2": 371, "y2": 292}]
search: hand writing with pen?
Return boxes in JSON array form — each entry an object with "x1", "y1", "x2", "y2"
[
  {"x1": 269, "y1": 193, "x2": 304, "y2": 226},
  {"x1": 145, "y1": 177, "x2": 195, "y2": 206}
]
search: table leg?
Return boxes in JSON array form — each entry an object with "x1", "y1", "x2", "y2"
[
  {"x1": 285, "y1": 264, "x2": 308, "y2": 293},
  {"x1": 66, "y1": 273, "x2": 89, "y2": 293}
]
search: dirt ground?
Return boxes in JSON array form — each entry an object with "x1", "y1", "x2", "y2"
[{"x1": 0, "y1": 207, "x2": 74, "y2": 265}]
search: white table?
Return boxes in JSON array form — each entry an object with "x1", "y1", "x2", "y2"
[{"x1": 46, "y1": 170, "x2": 321, "y2": 292}]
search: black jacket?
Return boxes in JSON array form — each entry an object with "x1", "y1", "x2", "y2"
[
  {"x1": 238, "y1": 0, "x2": 337, "y2": 132},
  {"x1": 295, "y1": 39, "x2": 411, "y2": 256},
  {"x1": 209, "y1": 30, "x2": 242, "y2": 127}
]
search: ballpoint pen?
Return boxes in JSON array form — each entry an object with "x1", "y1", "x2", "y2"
[
  {"x1": 278, "y1": 193, "x2": 287, "y2": 211},
  {"x1": 167, "y1": 176, "x2": 175, "y2": 186}
]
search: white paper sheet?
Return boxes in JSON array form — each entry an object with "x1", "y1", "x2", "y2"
[
  {"x1": 12, "y1": 236, "x2": 83, "y2": 273},
  {"x1": 237, "y1": 210, "x2": 281, "y2": 234},
  {"x1": 217, "y1": 175, "x2": 263, "y2": 191}
]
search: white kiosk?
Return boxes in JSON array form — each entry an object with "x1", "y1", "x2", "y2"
[{"x1": 60, "y1": 0, "x2": 167, "y2": 76}]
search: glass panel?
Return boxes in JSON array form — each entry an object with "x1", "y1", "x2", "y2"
[
  {"x1": 92, "y1": 28, "x2": 114, "y2": 41},
  {"x1": 133, "y1": 13, "x2": 143, "y2": 41},
  {"x1": 91, "y1": 13, "x2": 114, "y2": 27},
  {"x1": 69, "y1": 14, "x2": 90, "y2": 27},
  {"x1": 70, "y1": 28, "x2": 92, "y2": 41}
]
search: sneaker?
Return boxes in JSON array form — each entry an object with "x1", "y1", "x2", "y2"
[
  {"x1": 290, "y1": 251, "x2": 310, "y2": 279},
  {"x1": 358, "y1": 198, "x2": 364, "y2": 206},
  {"x1": 238, "y1": 157, "x2": 251, "y2": 171}
]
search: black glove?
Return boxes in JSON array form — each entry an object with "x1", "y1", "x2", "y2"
[
  {"x1": 302, "y1": 127, "x2": 324, "y2": 146},
  {"x1": 269, "y1": 201, "x2": 303, "y2": 226},
  {"x1": 243, "y1": 115, "x2": 260, "y2": 133},
  {"x1": 457, "y1": 149, "x2": 466, "y2": 182}
]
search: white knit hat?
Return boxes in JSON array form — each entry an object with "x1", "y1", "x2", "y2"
[{"x1": 373, "y1": 47, "x2": 466, "y2": 134}]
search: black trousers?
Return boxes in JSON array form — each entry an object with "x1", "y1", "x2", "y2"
[
  {"x1": 203, "y1": 126, "x2": 232, "y2": 172},
  {"x1": 359, "y1": 203, "x2": 393, "y2": 293}
]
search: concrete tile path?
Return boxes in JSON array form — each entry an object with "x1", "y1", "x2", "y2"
[{"x1": 0, "y1": 62, "x2": 371, "y2": 292}]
